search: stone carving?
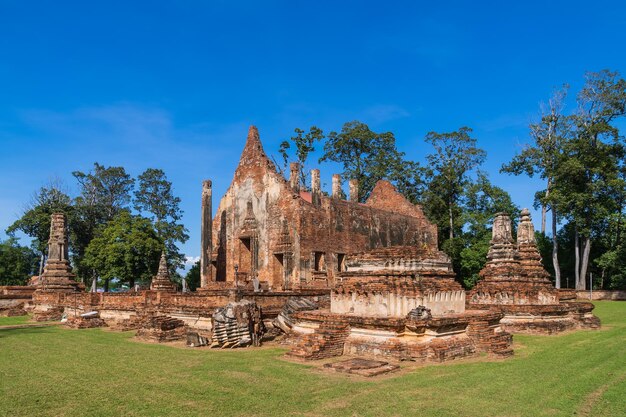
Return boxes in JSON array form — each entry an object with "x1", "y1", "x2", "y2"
[{"x1": 210, "y1": 300, "x2": 264, "y2": 348}]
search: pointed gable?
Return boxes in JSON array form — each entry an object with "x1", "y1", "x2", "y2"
[
  {"x1": 365, "y1": 180, "x2": 427, "y2": 219},
  {"x1": 233, "y1": 126, "x2": 283, "y2": 184}
]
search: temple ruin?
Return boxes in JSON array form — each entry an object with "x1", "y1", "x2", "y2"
[
  {"x1": 199, "y1": 126, "x2": 438, "y2": 291},
  {"x1": 286, "y1": 246, "x2": 512, "y2": 362},
  {"x1": 1, "y1": 126, "x2": 603, "y2": 367},
  {"x1": 468, "y1": 210, "x2": 600, "y2": 333}
]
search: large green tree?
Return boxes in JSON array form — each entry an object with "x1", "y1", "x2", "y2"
[
  {"x1": 552, "y1": 70, "x2": 626, "y2": 289},
  {"x1": 72, "y1": 163, "x2": 135, "y2": 285},
  {"x1": 134, "y1": 168, "x2": 189, "y2": 271},
  {"x1": 0, "y1": 238, "x2": 38, "y2": 286},
  {"x1": 83, "y1": 212, "x2": 162, "y2": 290},
  {"x1": 422, "y1": 127, "x2": 486, "y2": 241},
  {"x1": 319, "y1": 121, "x2": 422, "y2": 201},
  {"x1": 501, "y1": 86, "x2": 571, "y2": 287}
]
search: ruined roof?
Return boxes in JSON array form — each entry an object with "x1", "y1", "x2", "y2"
[
  {"x1": 238, "y1": 126, "x2": 270, "y2": 166},
  {"x1": 365, "y1": 180, "x2": 426, "y2": 219}
]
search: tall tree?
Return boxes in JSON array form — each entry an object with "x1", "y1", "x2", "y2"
[
  {"x1": 422, "y1": 127, "x2": 486, "y2": 240},
  {"x1": 6, "y1": 180, "x2": 73, "y2": 276},
  {"x1": 73, "y1": 163, "x2": 134, "y2": 221},
  {"x1": 72, "y1": 163, "x2": 135, "y2": 285},
  {"x1": 279, "y1": 126, "x2": 324, "y2": 189},
  {"x1": 554, "y1": 70, "x2": 626, "y2": 289},
  {"x1": 134, "y1": 168, "x2": 189, "y2": 270},
  {"x1": 319, "y1": 121, "x2": 420, "y2": 201},
  {"x1": 83, "y1": 212, "x2": 162, "y2": 290},
  {"x1": 501, "y1": 86, "x2": 571, "y2": 288}
]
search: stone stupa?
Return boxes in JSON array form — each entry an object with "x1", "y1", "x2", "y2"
[{"x1": 150, "y1": 252, "x2": 177, "y2": 292}]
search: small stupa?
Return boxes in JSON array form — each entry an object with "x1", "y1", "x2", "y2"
[
  {"x1": 37, "y1": 213, "x2": 81, "y2": 292},
  {"x1": 150, "y1": 252, "x2": 177, "y2": 292}
]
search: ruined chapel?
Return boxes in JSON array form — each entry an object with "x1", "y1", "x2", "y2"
[{"x1": 199, "y1": 126, "x2": 438, "y2": 291}]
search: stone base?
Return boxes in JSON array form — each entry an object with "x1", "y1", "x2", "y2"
[
  {"x1": 324, "y1": 358, "x2": 400, "y2": 377},
  {"x1": 468, "y1": 302, "x2": 601, "y2": 334},
  {"x1": 32, "y1": 305, "x2": 65, "y2": 322},
  {"x1": 135, "y1": 316, "x2": 187, "y2": 343},
  {"x1": 64, "y1": 316, "x2": 107, "y2": 329},
  {"x1": 287, "y1": 309, "x2": 512, "y2": 362}
]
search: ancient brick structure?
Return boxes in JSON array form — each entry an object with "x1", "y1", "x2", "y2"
[
  {"x1": 468, "y1": 210, "x2": 600, "y2": 334},
  {"x1": 288, "y1": 245, "x2": 512, "y2": 362},
  {"x1": 135, "y1": 315, "x2": 187, "y2": 342},
  {"x1": 0, "y1": 286, "x2": 35, "y2": 316},
  {"x1": 150, "y1": 252, "x2": 177, "y2": 292},
  {"x1": 201, "y1": 126, "x2": 438, "y2": 292},
  {"x1": 37, "y1": 213, "x2": 81, "y2": 292},
  {"x1": 32, "y1": 213, "x2": 82, "y2": 321}
]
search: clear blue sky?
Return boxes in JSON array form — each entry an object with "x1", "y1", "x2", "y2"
[{"x1": 1, "y1": 1, "x2": 625, "y2": 269}]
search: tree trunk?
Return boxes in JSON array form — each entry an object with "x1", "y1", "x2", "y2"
[
  {"x1": 129, "y1": 277, "x2": 135, "y2": 289},
  {"x1": 580, "y1": 236, "x2": 591, "y2": 290},
  {"x1": 541, "y1": 183, "x2": 550, "y2": 234},
  {"x1": 448, "y1": 201, "x2": 454, "y2": 240},
  {"x1": 551, "y1": 208, "x2": 561, "y2": 288},
  {"x1": 38, "y1": 253, "x2": 45, "y2": 277},
  {"x1": 104, "y1": 279, "x2": 110, "y2": 293},
  {"x1": 90, "y1": 270, "x2": 97, "y2": 293},
  {"x1": 574, "y1": 229, "x2": 581, "y2": 289}
]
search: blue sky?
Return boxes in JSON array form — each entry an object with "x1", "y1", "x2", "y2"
[{"x1": 1, "y1": 1, "x2": 625, "y2": 269}]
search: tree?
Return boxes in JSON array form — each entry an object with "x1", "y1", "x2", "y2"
[
  {"x1": 279, "y1": 127, "x2": 324, "y2": 189},
  {"x1": 134, "y1": 168, "x2": 189, "y2": 271},
  {"x1": 83, "y1": 212, "x2": 162, "y2": 291},
  {"x1": 185, "y1": 260, "x2": 201, "y2": 291},
  {"x1": 72, "y1": 163, "x2": 135, "y2": 285},
  {"x1": 0, "y1": 238, "x2": 38, "y2": 286},
  {"x1": 6, "y1": 180, "x2": 73, "y2": 276},
  {"x1": 553, "y1": 70, "x2": 626, "y2": 289},
  {"x1": 73, "y1": 163, "x2": 134, "y2": 221},
  {"x1": 422, "y1": 127, "x2": 486, "y2": 240},
  {"x1": 501, "y1": 86, "x2": 571, "y2": 288},
  {"x1": 319, "y1": 121, "x2": 422, "y2": 201}
]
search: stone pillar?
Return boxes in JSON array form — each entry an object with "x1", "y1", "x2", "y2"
[
  {"x1": 349, "y1": 179, "x2": 359, "y2": 202},
  {"x1": 517, "y1": 208, "x2": 535, "y2": 244},
  {"x1": 311, "y1": 169, "x2": 321, "y2": 206},
  {"x1": 200, "y1": 180, "x2": 212, "y2": 288},
  {"x1": 289, "y1": 162, "x2": 300, "y2": 192},
  {"x1": 486, "y1": 212, "x2": 517, "y2": 264},
  {"x1": 332, "y1": 174, "x2": 341, "y2": 199}
]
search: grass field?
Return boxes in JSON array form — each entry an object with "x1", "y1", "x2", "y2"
[
  {"x1": 0, "y1": 315, "x2": 31, "y2": 326},
  {"x1": 0, "y1": 302, "x2": 624, "y2": 417}
]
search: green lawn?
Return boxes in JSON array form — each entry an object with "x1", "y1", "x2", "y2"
[
  {"x1": 1, "y1": 302, "x2": 624, "y2": 417},
  {"x1": 0, "y1": 315, "x2": 31, "y2": 326}
]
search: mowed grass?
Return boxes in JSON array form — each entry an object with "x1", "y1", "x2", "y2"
[
  {"x1": 0, "y1": 302, "x2": 624, "y2": 417},
  {"x1": 0, "y1": 315, "x2": 31, "y2": 326}
]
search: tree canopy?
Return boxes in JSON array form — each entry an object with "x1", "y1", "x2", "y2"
[{"x1": 83, "y1": 212, "x2": 163, "y2": 289}]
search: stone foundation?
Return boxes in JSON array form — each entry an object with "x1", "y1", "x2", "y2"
[
  {"x1": 287, "y1": 309, "x2": 512, "y2": 362},
  {"x1": 30, "y1": 289, "x2": 329, "y2": 336}
]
